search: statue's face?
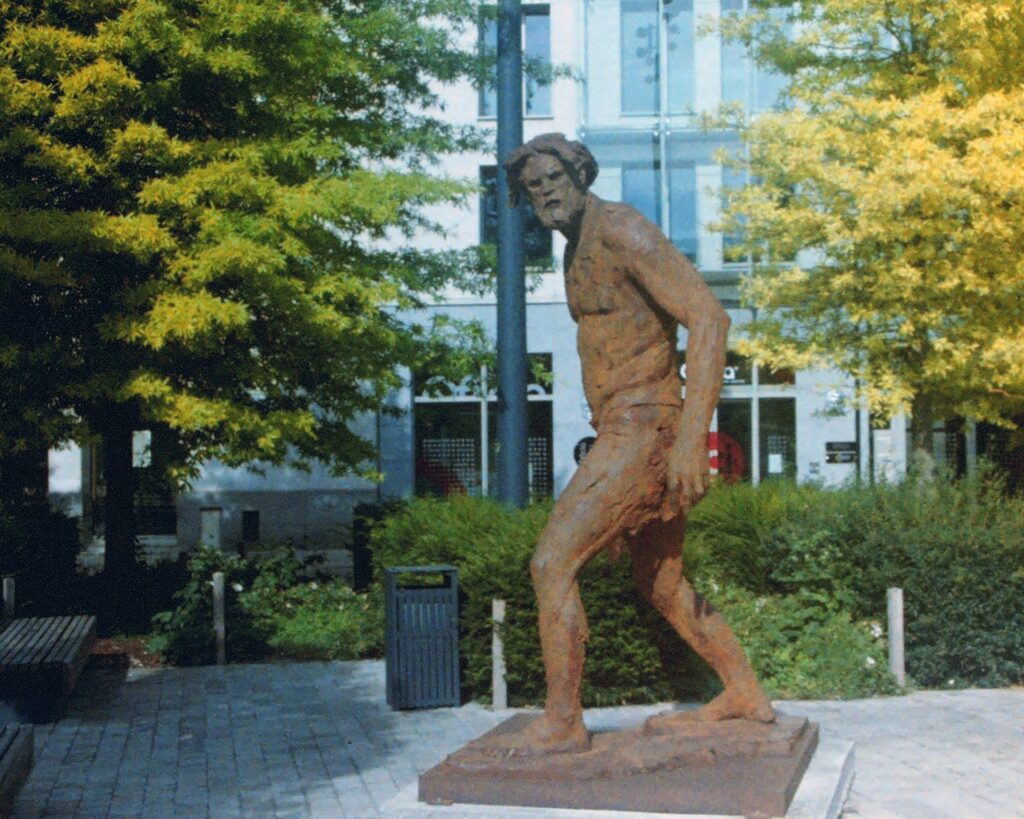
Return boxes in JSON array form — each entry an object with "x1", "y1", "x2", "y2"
[{"x1": 520, "y1": 152, "x2": 586, "y2": 231}]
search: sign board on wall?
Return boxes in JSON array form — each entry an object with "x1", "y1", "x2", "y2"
[{"x1": 825, "y1": 441, "x2": 858, "y2": 464}]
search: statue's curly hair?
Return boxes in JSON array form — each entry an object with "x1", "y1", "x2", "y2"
[{"x1": 503, "y1": 133, "x2": 598, "y2": 207}]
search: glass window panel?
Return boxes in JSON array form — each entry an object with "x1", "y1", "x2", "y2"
[
  {"x1": 525, "y1": 8, "x2": 551, "y2": 116},
  {"x1": 669, "y1": 161, "x2": 697, "y2": 262},
  {"x1": 720, "y1": 0, "x2": 747, "y2": 106},
  {"x1": 620, "y1": 0, "x2": 659, "y2": 114},
  {"x1": 622, "y1": 161, "x2": 661, "y2": 225},
  {"x1": 415, "y1": 402, "x2": 482, "y2": 497},
  {"x1": 480, "y1": 166, "x2": 553, "y2": 267},
  {"x1": 479, "y1": 6, "x2": 551, "y2": 118},
  {"x1": 759, "y1": 397, "x2": 796, "y2": 479},
  {"x1": 242, "y1": 510, "x2": 260, "y2": 543},
  {"x1": 666, "y1": 0, "x2": 695, "y2": 113},
  {"x1": 716, "y1": 399, "x2": 751, "y2": 483},
  {"x1": 479, "y1": 14, "x2": 497, "y2": 117}
]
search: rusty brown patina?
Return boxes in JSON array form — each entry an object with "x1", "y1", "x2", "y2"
[{"x1": 498, "y1": 133, "x2": 774, "y2": 756}]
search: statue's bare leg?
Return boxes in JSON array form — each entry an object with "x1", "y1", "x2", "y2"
[
  {"x1": 629, "y1": 517, "x2": 774, "y2": 728},
  {"x1": 488, "y1": 429, "x2": 645, "y2": 755}
]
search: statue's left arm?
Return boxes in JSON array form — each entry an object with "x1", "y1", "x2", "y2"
[{"x1": 628, "y1": 219, "x2": 730, "y2": 511}]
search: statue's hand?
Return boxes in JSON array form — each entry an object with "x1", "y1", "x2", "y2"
[{"x1": 666, "y1": 437, "x2": 710, "y2": 516}]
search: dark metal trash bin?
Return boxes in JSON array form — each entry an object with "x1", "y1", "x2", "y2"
[{"x1": 384, "y1": 565, "x2": 460, "y2": 709}]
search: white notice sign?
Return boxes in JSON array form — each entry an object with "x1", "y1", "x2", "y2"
[{"x1": 768, "y1": 453, "x2": 784, "y2": 474}]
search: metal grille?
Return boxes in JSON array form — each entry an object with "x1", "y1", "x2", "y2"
[
  {"x1": 419, "y1": 437, "x2": 479, "y2": 495},
  {"x1": 528, "y1": 435, "x2": 552, "y2": 499}
]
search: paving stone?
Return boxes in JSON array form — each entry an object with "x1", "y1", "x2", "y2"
[{"x1": 8, "y1": 660, "x2": 1024, "y2": 818}]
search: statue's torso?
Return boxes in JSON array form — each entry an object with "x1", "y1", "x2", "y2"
[{"x1": 565, "y1": 200, "x2": 682, "y2": 426}]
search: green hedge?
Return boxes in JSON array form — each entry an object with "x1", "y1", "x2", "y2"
[
  {"x1": 688, "y1": 471, "x2": 1024, "y2": 688},
  {"x1": 370, "y1": 493, "x2": 895, "y2": 705},
  {"x1": 149, "y1": 547, "x2": 384, "y2": 665}
]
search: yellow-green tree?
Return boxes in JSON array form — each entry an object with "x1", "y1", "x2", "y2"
[
  {"x1": 0, "y1": 0, "x2": 490, "y2": 583},
  {"x1": 719, "y1": 1, "x2": 1024, "y2": 463}
]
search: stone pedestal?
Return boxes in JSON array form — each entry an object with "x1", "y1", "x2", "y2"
[{"x1": 419, "y1": 712, "x2": 818, "y2": 817}]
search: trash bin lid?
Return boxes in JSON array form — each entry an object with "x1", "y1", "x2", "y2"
[{"x1": 384, "y1": 565, "x2": 457, "y2": 575}]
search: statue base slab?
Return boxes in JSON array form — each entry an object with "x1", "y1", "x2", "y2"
[{"x1": 419, "y1": 712, "x2": 818, "y2": 817}]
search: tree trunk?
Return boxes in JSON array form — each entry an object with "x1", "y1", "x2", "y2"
[
  {"x1": 100, "y1": 406, "x2": 138, "y2": 584},
  {"x1": 909, "y1": 393, "x2": 936, "y2": 479}
]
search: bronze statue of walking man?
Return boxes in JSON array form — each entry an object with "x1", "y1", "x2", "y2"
[{"x1": 502, "y1": 133, "x2": 774, "y2": 755}]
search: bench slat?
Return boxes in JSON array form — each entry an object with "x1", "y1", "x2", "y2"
[
  {"x1": 5, "y1": 618, "x2": 61, "y2": 668},
  {"x1": 14, "y1": 618, "x2": 63, "y2": 669},
  {"x1": 28, "y1": 617, "x2": 78, "y2": 670},
  {"x1": 0, "y1": 726, "x2": 14, "y2": 760},
  {"x1": 0, "y1": 620, "x2": 36, "y2": 664},
  {"x1": 0, "y1": 615, "x2": 95, "y2": 701},
  {"x1": 0, "y1": 616, "x2": 93, "y2": 672},
  {"x1": 60, "y1": 617, "x2": 95, "y2": 668},
  {"x1": 60, "y1": 617, "x2": 95, "y2": 695},
  {"x1": 43, "y1": 617, "x2": 91, "y2": 670},
  {"x1": 14, "y1": 618, "x2": 68, "y2": 669}
]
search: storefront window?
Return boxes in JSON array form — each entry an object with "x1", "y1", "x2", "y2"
[
  {"x1": 716, "y1": 399, "x2": 752, "y2": 482},
  {"x1": 486, "y1": 402, "x2": 554, "y2": 500},
  {"x1": 681, "y1": 352, "x2": 795, "y2": 483},
  {"x1": 413, "y1": 357, "x2": 554, "y2": 500},
  {"x1": 759, "y1": 398, "x2": 796, "y2": 479}
]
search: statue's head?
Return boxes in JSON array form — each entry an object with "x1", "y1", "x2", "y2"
[{"x1": 505, "y1": 133, "x2": 598, "y2": 231}]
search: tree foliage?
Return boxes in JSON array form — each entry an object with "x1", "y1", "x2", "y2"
[
  {"x1": 0, "y1": 0, "x2": 491, "y2": 480},
  {"x1": 718, "y1": 1, "x2": 1024, "y2": 453}
]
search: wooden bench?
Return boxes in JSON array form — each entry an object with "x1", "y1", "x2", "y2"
[
  {"x1": 0, "y1": 616, "x2": 96, "y2": 715},
  {"x1": 0, "y1": 724, "x2": 33, "y2": 817}
]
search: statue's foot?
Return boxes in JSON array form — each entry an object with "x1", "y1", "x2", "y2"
[
  {"x1": 644, "y1": 686, "x2": 775, "y2": 733},
  {"x1": 484, "y1": 713, "x2": 591, "y2": 756}
]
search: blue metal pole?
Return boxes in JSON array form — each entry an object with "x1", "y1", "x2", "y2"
[{"x1": 496, "y1": 0, "x2": 528, "y2": 507}]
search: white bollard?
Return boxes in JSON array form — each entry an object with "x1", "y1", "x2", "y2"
[
  {"x1": 213, "y1": 572, "x2": 226, "y2": 665},
  {"x1": 887, "y1": 587, "x2": 905, "y2": 687},
  {"x1": 492, "y1": 598, "x2": 507, "y2": 710}
]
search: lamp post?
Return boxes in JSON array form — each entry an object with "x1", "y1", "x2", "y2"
[{"x1": 496, "y1": 0, "x2": 528, "y2": 507}]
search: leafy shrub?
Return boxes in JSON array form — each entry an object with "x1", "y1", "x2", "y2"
[
  {"x1": 150, "y1": 547, "x2": 384, "y2": 665},
  {"x1": 370, "y1": 493, "x2": 894, "y2": 705},
  {"x1": 701, "y1": 585, "x2": 897, "y2": 699},
  {"x1": 691, "y1": 469, "x2": 1024, "y2": 688},
  {"x1": 248, "y1": 579, "x2": 384, "y2": 661},
  {"x1": 149, "y1": 548, "x2": 272, "y2": 665}
]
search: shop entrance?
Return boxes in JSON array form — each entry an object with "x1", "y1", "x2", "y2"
[{"x1": 683, "y1": 352, "x2": 796, "y2": 484}]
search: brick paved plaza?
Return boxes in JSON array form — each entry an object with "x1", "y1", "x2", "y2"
[{"x1": 9, "y1": 660, "x2": 1024, "y2": 818}]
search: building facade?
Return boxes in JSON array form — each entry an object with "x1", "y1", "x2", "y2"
[
  {"x1": 377, "y1": 0, "x2": 909, "y2": 505},
  {"x1": 49, "y1": 0, "x2": 918, "y2": 560}
]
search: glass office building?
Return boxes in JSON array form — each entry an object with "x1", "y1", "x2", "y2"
[{"x1": 579, "y1": 0, "x2": 806, "y2": 484}]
